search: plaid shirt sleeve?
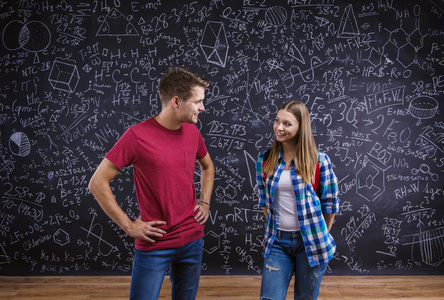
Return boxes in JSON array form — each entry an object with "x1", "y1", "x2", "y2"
[
  {"x1": 318, "y1": 152, "x2": 340, "y2": 214},
  {"x1": 256, "y1": 150, "x2": 280, "y2": 259},
  {"x1": 256, "y1": 151, "x2": 267, "y2": 209}
]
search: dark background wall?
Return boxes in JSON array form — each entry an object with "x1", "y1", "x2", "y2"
[{"x1": 0, "y1": 0, "x2": 443, "y2": 276}]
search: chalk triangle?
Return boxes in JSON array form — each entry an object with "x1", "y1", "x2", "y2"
[
  {"x1": 288, "y1": 43, "x2": 305, "y2": 64},
  {"x1": 315, "y1": 16, "x2": 330, "y2": 27},
  {"x1": 337, "y1": 4, "x2": 360, "y2": 38}
]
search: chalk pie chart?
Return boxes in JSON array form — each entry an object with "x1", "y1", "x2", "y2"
[{"x1": 9, "y1": 132, "x2": 31, "y2": 157}]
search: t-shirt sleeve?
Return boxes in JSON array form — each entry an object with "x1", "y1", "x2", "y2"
[
  {"x1": 105, "y1": 128, "x2": 138, "y2": 170},
  {"x1": 196, "y1": 131, "x2": 208, "y2": 159}
]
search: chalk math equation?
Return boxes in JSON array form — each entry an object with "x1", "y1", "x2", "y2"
[{"x1": 0, "y1": 0, "x2": 443, "y2": 276}]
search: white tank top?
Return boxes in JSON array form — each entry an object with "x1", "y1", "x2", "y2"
[{"x1": 275, "y1": 170, "x2": 300, "y2": 232}]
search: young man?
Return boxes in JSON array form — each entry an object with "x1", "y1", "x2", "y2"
[{"x1": 88, "y1": 66, "x2": 215, "y2": 300}]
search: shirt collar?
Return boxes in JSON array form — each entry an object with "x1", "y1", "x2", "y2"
[
  {"x1": 277, "y1": 151, "x2": 295, "y2": 167},
  {"x1": 277, "y1": 151, "x2": 284, "y2": 162}
]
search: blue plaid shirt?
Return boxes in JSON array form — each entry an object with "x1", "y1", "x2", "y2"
[{"x1": 256, "y1": 150, "x2": 340, "y2": 267}]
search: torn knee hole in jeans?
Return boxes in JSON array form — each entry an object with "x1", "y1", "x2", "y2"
[
  {"x1": 260, "y1": 297, "x2": 272, "y2": 300},
  {"x1": 265, "y1": 264, "x2": 279, "y2": 272},
  {"x1": 314, "y1": 269, "x2": 324, "y2": 278}
]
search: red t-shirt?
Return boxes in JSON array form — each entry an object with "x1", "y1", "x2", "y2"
[{"x1": 105, "y1": 117, "x2": 208, "y2": 251}]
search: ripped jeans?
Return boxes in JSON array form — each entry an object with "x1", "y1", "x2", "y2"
[{"x1": 260, "y1": 231, "x2": 328, "y2": 300}]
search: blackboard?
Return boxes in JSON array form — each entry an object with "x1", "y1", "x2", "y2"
[{"x1": 0, "y1": 0, "x2": 443, "y2": 276}]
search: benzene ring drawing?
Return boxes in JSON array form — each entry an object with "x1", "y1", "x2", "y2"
[
  {"x1": 200, "y1": 21, "x2": 229, "y2": 67},
  {"x1": 356, "y1": 160, "x2": 386, "y2": 202},
  {"x1": 203, "y1": 230, "x2": 221, "y2": 255}
]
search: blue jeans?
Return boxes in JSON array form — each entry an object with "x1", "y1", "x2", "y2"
[
  {"x1": 260, "y1": 231, "x2": 328, "y2": 300},
  {"x1": 129, "y1": 238, "x2": 203, "y2": 300}
]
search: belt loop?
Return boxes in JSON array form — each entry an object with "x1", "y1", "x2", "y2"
[{"x1": 277, "y1": 230, "x2": 281, "y2": 239}]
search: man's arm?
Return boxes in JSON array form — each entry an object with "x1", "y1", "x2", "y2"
[
  {"x1": 194, "y1": 153, "x2": 215, "y2": 225},
  {"x1": 88, "y1": 158, "x2": 166, "y2": 243}
]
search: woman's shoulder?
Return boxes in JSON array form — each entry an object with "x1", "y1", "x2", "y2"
[
  {"x1": 258, "y1": 149, "x2": 271, "y2": 160},
  {"x1": 317, "y1": 151, "x2": 332, "y2": 164}
]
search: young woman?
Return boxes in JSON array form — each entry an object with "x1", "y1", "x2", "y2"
[{"x1": 256, "y1": 100, "x2": 340, "y2": 300}]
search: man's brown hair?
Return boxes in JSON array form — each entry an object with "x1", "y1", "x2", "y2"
[{"x1": 158, "y1": 66, "x2": 210, "y2": 105}]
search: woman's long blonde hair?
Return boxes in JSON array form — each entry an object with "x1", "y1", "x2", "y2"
[{"x1": 263, "y1": 101, "x2": 318, "y2": 184}]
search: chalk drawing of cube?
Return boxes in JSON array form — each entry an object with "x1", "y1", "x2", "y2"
[
  {"x1": 200, "y1": 21, "x2": 229, "y2": 67},
  {"x1": 48, "y1": 60, "x2": 80, "y2": 93}
]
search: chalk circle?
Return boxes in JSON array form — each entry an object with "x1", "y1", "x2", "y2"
[
  {"x1": 408, "y1": 95, "x2": 438, "y2": 119},
  {"x1": 2, "y1": 20, "x2": 24, "y2": 50},
  {"x1": 9, "y1": 132, "x2": 31, "y2": 157},
  {"x1": 2, "y1": 20, "x2": 51, "y2": 52},
  {"x1": 265, "y1": 6, "x2": 287, "y2": 26}
]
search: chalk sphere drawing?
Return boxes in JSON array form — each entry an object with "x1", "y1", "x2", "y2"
[
  {"x1": 265, "y1": 6, "x2": 287, "y2": 26},
  {"x1": 9, "y1": 132, "x2": 31, "y2": 157},
  {"x1": 408, "y1": 96, "x2": 439, "y2": 119}
]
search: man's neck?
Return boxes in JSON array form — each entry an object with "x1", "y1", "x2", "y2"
[{"x1": 155, "y1": 112, "x2": 182, "y2": 130}]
